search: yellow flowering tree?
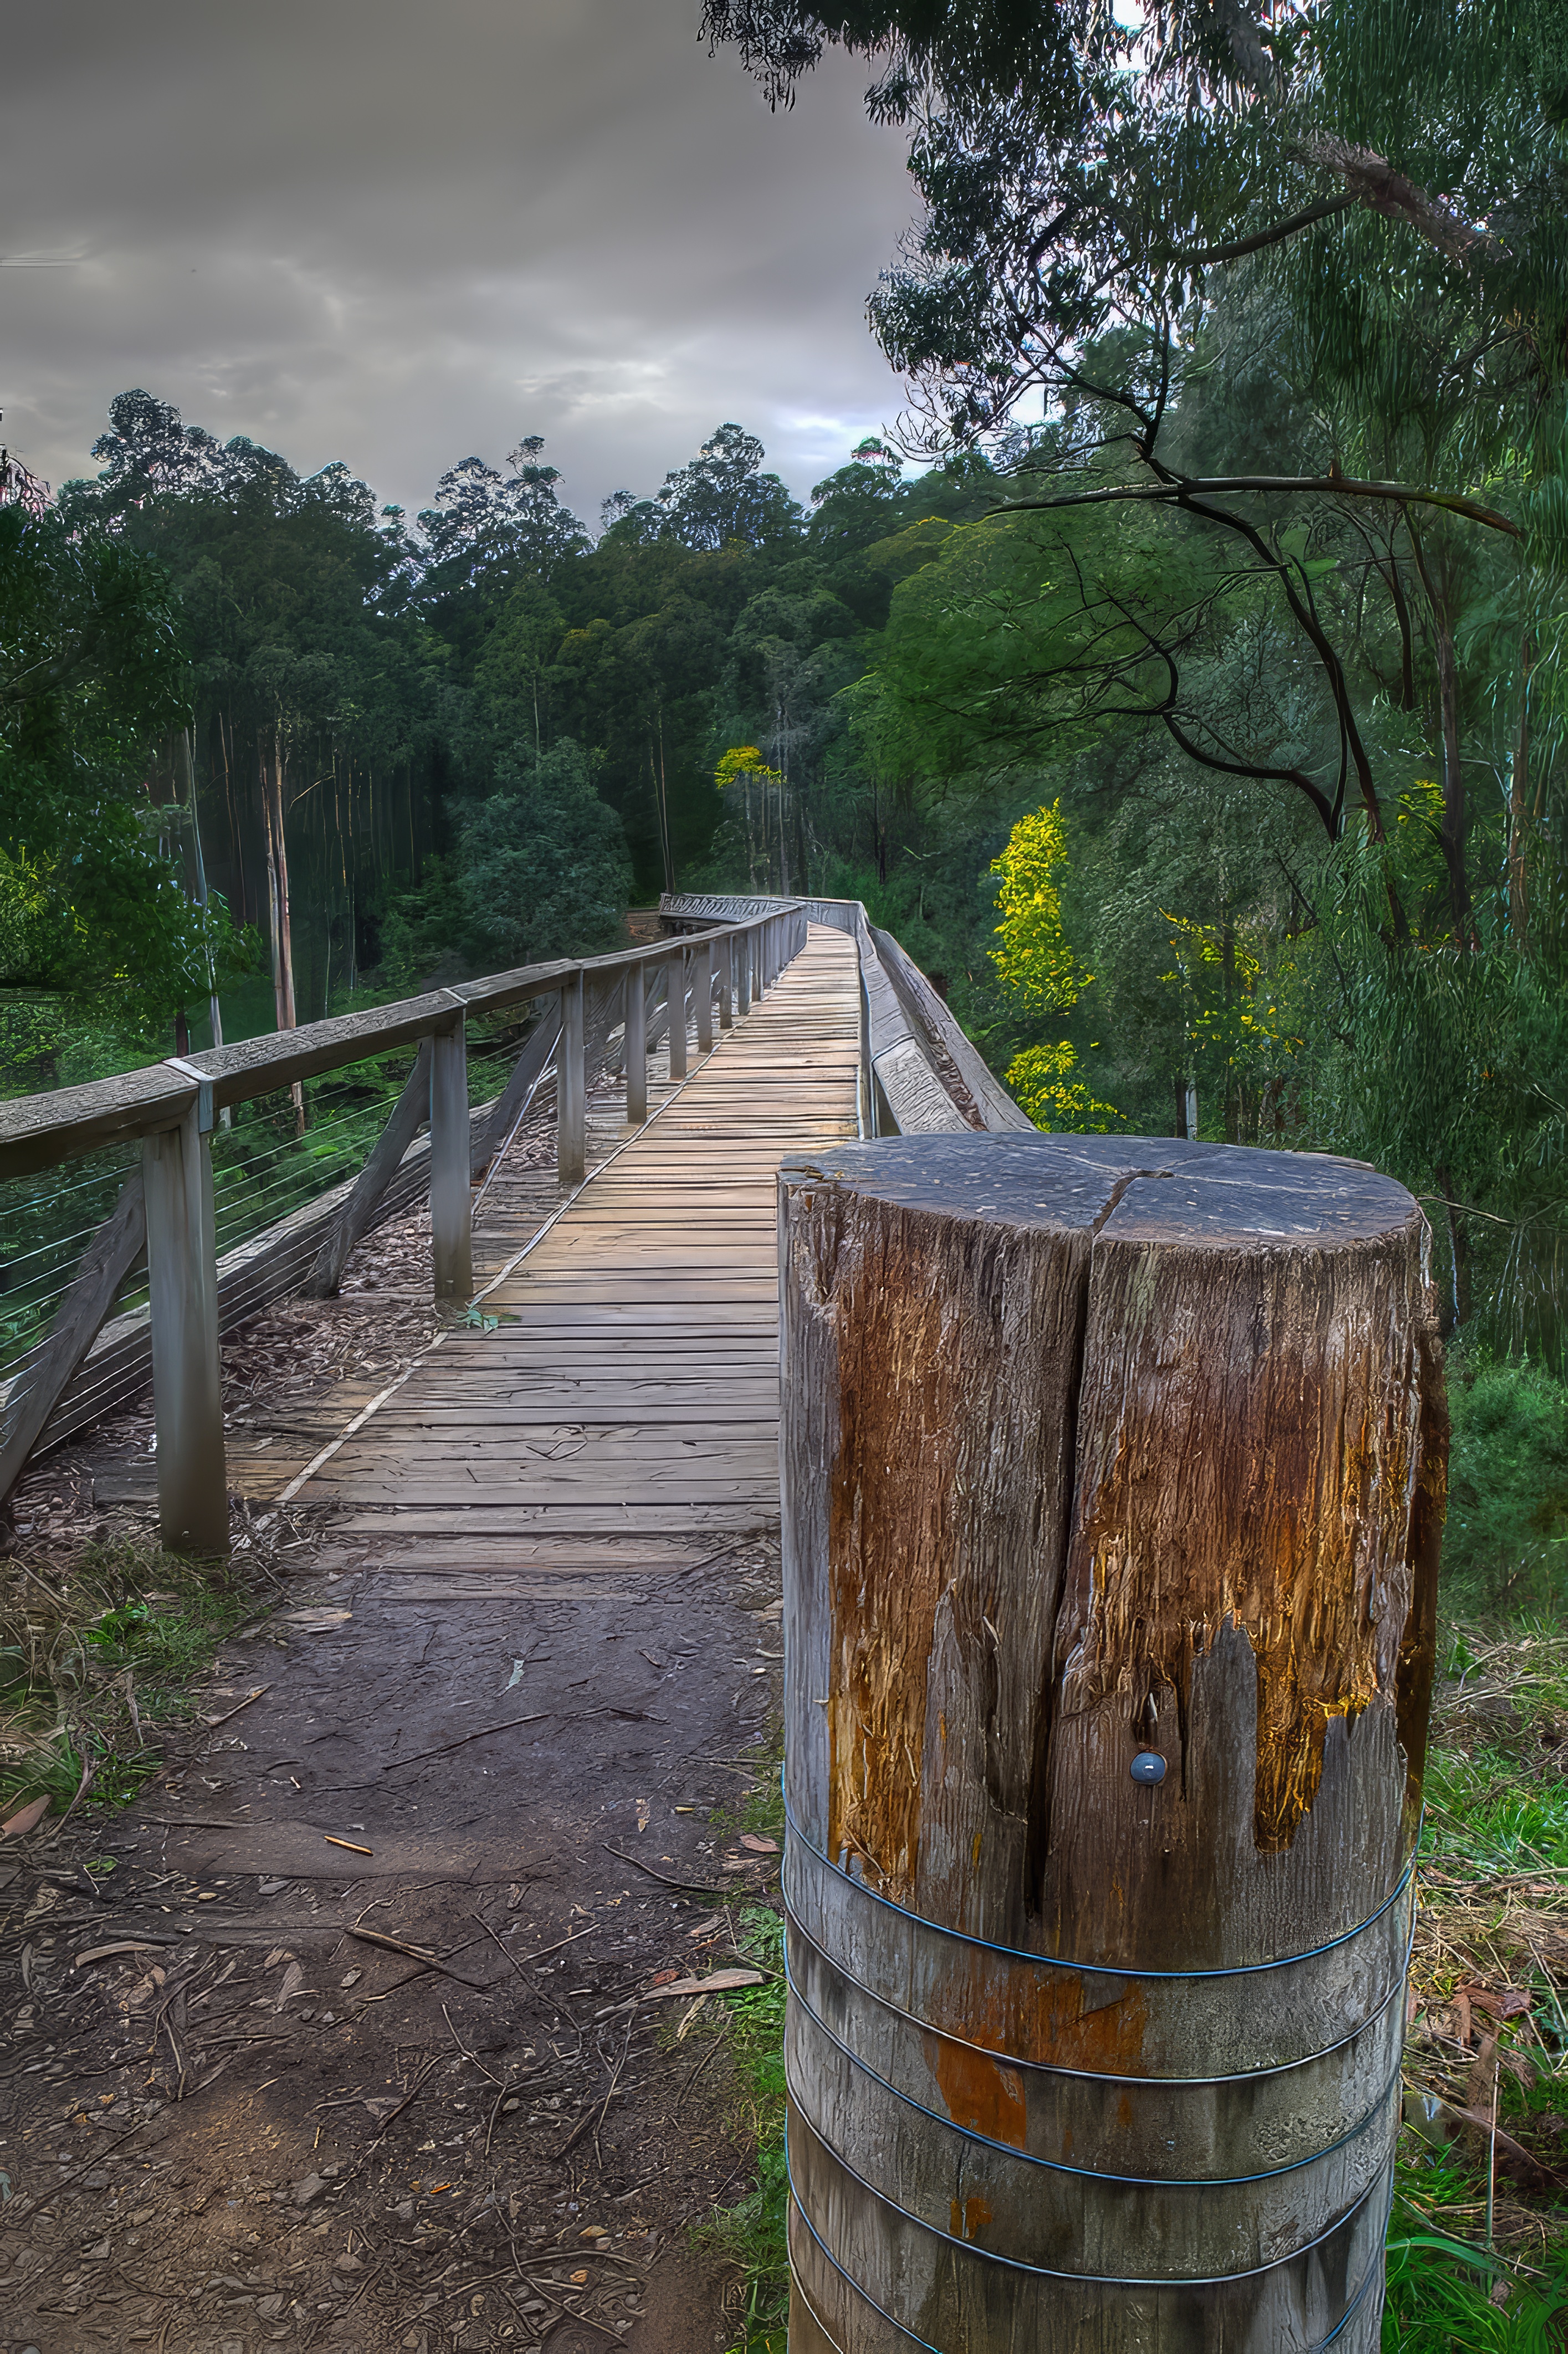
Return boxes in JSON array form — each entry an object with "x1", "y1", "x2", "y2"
[
  {"x1": 714, "y1": 745, "x2": 788, "y2": 891},
  {"x1": 990, "y1": 801, "x2": 1121, "y2": 1132},
  {"x1": 1160, "y1": 913, "x2": 1298, "y2": 1139}
]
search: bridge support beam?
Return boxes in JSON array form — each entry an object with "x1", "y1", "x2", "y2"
[
  {"x1": 779, "y1": 1133, "x2": 1446, "y2": 2354},
  {"x1": 144, "y1": 1103, "x2": 227, "y2": 1554}
]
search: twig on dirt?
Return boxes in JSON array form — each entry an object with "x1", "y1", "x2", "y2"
[
  {"x1": 380, "y1": 1710, "x2": 552, "y2": 1774},
  {"x1": 5, "y1": 2109, "x2": 154, "y2": 2217},
  {"x1": 600, "y1": 1844, "x2": 727, "y2": 1896},
  {"x1": 468, "y1": 1910, "x2": 582, "y2": 2051},
  {"x1": 555, "y1": 2017, "x2": 634, "y2": 2161},
  {"x1": 675, "y1": 2033, "x2": 728, "y2": 2112},
  {"x1": 345, "y1": 1923, "x2": 498, "y2": 1997},
  {"x1": 443, "y1": 2000, "x2": 503, "y2": 2087},
  {"x1": 202, "y1": 1684, "x2": 272, "y2": 1730},
  {"x1": 520, "y1": 1921, "x2": 598, "y2": 1965},
  {"x1": 45, "y1": 1748, "x2": 100, "y2": 1845},
  {"x1": 372, "y1": 2054, "x2": 444, "y2": 2136}
]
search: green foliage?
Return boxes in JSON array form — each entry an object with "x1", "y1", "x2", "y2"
[
  {"x1": 0, "y1": 502, "x2": 257, "y2": 1033},
  {"x1": 1443, "y1": 1360, "x2": 1568, "y2": 1612}
]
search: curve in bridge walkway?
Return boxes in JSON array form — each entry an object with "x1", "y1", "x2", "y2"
[{"x1": 300, "y1": 920, "x2": 861, "y2": 1588}]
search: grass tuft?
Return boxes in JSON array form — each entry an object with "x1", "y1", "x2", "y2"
[{"x1": 0, "y1": 1534, "x2": 262, "y2": 1816}]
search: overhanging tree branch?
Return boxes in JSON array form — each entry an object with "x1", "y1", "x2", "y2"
[
  {"x1": 1003, "y1": 473, "x2": 1519, "y2": 535},
  {"x1": 1164, "y1": 194, "x2": 1359, "y2": 269}
]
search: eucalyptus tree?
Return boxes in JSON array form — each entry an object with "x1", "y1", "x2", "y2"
[{"x1": 706, "y1": 0, "x2": 1568, "y2": 933}]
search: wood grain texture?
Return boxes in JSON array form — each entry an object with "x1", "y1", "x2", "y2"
[{"x1": 778, "y1": 1131, "x2": 1446, "y2": 2352}]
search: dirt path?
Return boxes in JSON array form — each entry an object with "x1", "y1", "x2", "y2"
[
  {"x1": 0, "y1": 1528, "x2": 785, "y2": 2353},
  {"x1": 1, "y1": 927, "x2": 864, "y2": 2350}
]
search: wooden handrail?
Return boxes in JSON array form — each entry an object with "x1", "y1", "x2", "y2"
[
  {"x1": 0, "y1": 909, "x2": 804, "y2": 1184},
  {"x1": 0, "y1": 902, "x2": 811, "y2": 1546}
]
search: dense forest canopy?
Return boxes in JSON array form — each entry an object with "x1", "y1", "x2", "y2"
[{"x1": 7, "y1": 0, "x2": 1568, "y2": 1394}]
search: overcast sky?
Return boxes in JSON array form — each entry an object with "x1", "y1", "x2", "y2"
[{"x1": 0, "y1": 0, "x2": 916, "y2": 525}]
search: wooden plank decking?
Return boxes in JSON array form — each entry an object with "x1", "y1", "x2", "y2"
[{"x1": 298, "y1": 922, "x2": 861, "y2": 1549}]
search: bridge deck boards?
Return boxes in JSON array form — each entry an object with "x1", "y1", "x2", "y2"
[{"x1": 300, "y1": 923, "x2": 860, "y2": 1539}]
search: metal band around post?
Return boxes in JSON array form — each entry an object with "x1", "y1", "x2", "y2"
[
  {"x1": 785, "y1": 2151, "x2": 1392, "y2": 2351},
  {"x1": 782, "y1": 1794, "x2": 1417, "y2": 1986}
]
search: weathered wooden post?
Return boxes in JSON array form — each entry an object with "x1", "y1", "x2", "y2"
[
  {"x1": 429, "y1": 1017, "x2": 473, "y2": 1302},
  {"x1": 778, "y1": 1133, "x2": 1445, "y2": 2354},
  {"x1": 143, "y1": 1096, "x2": 228, "y2": 1554},
  {"x1": 626, "y1": 962, "x2": 648, "y2": 1124},
  {"x1": 696, "y1": 939, "x2": 716, "y2": 1053},
  {"x1": 667, "y1": 948, "x2": 689, "y2": 1079},
  {"x1": 557, "y1": 971, "x2": 586, "y2": 1184},
  {"x1": 718, "y1": 935, "x2": 735, "y2": 1030},
  {"x1": 736, "y1": 931, "x2": 753, "y2": 1017}
]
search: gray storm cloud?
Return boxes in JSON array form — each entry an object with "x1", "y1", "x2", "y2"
[{"x1": 0, "y1": 0, "x2": 914, "y2": 514}]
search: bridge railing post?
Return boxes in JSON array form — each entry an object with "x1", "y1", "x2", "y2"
[
  {"x1": 778, "y1": 1134, "x2": 1445, "y2": 2354},
  {"x1": 429, "y1": 1014, "x2": 474, "y2": 1301},
  {"x1": 718, "y1": 937, "x2": 735, "y2": 1030},
  {"x1": 667, "y1": 946, "x2": 688, "y2": 1079},
  {"x1": 696, "y1": 940, "x2": 716, "y2": 1053},
  {"x1": 557, "y1": 970, "x2": 586, "y2": 1183},
  {"x1": 143, "y1": 1099, "x2": 228, "y2": 1554},
  {"x1": 737, "y1": 929, "x2": 753, "y2": 1017},
  {"x1": 625, "y1": 960, "x2": 648, "y2": 1123}
]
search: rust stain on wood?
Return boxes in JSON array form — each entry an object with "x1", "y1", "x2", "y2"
[
  {"x1": 949, "y1": 2194, "x2": 992, "y2": 2242},
  {"x1": 928, "y1": 2035, "x2": 1027, "y2": 2150},
  {"x1": 922, "y1": 1954, "x2": 1149, "y2": 2076}
]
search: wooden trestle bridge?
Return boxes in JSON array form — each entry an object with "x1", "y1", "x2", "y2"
[
  {"x1": 0, "y1": 894, "x2": 1024, "y2": 1561},
  {"x1": 0, "y1": 894, "x2": 1437, "y2": 2354}
]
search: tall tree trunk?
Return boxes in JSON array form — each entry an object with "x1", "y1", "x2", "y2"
[
  {"x1": 261, "y1": 722, "x2": 305, "y2": 1137},
  {"x1": 1508, "y1": 630, "x2": 1533, "y2": 949},
  {"x1": 1433, "y1": 1160, "x2": 1470, "y2": 1333},
  {"x1": 1407, "y1": 525, "x2": 1470, "y2": 941}
]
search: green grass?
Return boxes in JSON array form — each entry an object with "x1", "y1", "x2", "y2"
[
  {"x1": 0, "y1": 1536, "x2": 263, "y2": 1816},
  {"x1": 1385, "y1": 2223, "x2": 1568, "y2": 2349},
  {"x1": 703, "y1": 1907, "x2": 788, "y2": 2354}
]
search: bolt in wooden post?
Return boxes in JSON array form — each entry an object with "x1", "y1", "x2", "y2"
[
  {"x1": 142, "y1": 1104, "x2": 227, "y2": 1554},
  {"x1": 625, "y1": 961, "x2": 648, "y2": 1124},
  {"x1": 779, "y1": 1133, "x2": 1446, "y2": 2354},
  {"x1": 696, "y1": 939, "x2": 716, "y2": 1053},
  {"x1": 667, "y1": 949, "x2": 688, "y2": 1079},
  {"x1": 557, "y1": 970, "x2": 586, "y2": 1184},
  {"x1": 428, "y1": 1016, "x2": 473, "y2": 1302}
]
